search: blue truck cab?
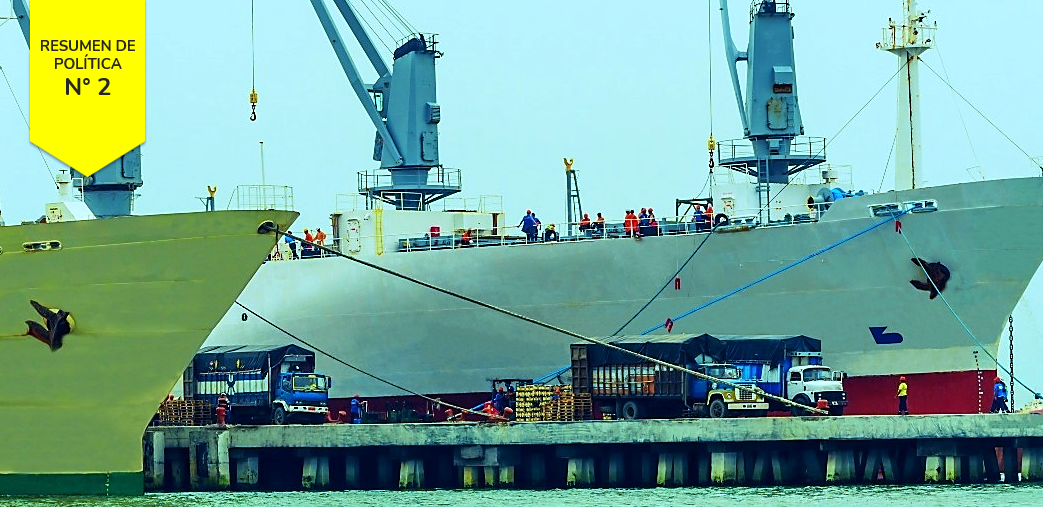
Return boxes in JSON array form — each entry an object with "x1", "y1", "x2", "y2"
[{"x1": 186, "y1": 345, "x2": 332, "y2": 425}]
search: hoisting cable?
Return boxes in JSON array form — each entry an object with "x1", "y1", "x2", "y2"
[
  {"x1": 354, "y1": 0, "x2": 400, "y2": 52},
  {"x1": 752, "y1": 58, "x2": 909, "y2": 221},
  {"x1": 611, "y1": 223, "x2": 721, "y2": 336},
  {"x1": 639, "y1": 209, "x2": 911, "y2": 335},
  {"x1": 877, "y1": 132, "x2": 898, "y2": 193},
  {"x1": 235, "y1": 302, "x2": 507, "y2": 422},
  {"x1": 249, "y1": 0, "x2": 258, "y2": 121},
  {"x1": 266, "y1": 226, "x2": 827, "y2": 414},
  {"x1": 933, "y1": 45, "x2": 981, "y2": 173},
  {"x1": 376, "y1": 0, "x2": 417, "y2": 37},
  {"x1": 368, "y1": 0, "x2": 411, "y2": 40},
  {"x1": 887, "y1": 209, "x2": 1043, "y2": 401},
  {"x1": 921, "y1": 59, "x2": 1041, "y2": 174},
  {"x1": 0, "y1": 61, "x2": 57, "y2": 186}
]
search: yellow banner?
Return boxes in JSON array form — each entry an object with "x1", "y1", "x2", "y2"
[{"x1": 29, "y1": 1, "x2": 145, "y2": 177}]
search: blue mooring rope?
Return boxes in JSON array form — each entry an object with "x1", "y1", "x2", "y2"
[{"x1": 639, "y1": 209, "x2": 911, "y2": 335}]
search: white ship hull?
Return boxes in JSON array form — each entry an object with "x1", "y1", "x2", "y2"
[{"x1": 206, "y1": 178, "x2": 1043, "y2": 414}]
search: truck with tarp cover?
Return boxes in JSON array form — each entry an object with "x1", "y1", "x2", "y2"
[
  {"x1": 570, "y1": 335, "x2": 768, "y2": 420},
  {"x1": 713, "y1": 335, "x2": 847, "y2": 415},
  {"x1": 185, "y1": 344, "x2": 332, "y2": 424}
]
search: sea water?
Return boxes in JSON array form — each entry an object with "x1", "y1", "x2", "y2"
[{"x1": 5, "y1": 485, "x2": 1043, "y2": 507}]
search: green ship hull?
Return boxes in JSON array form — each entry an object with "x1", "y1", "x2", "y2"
[{"x1": 0, "y1": 209, "x2": 297, "y2": 495}]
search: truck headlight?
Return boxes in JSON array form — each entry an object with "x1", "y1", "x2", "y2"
[{"x1": 724, "y1": 392, "x2": 733, "y2": 400}]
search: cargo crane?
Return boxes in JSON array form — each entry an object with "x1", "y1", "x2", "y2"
[
  {"x1": 308, "y1": 0, "x2": 460, "y2": 212},
  {"x1": 716, "y1": 0, "x2": 826, "y2": 224},
  {"x1": 12, "y1": 0, "x2": 143, "y2": 218}
]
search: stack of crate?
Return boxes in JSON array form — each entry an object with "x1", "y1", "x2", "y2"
[
  {"x1": 514, "y1": 384, "x2": 553, "y2": 422},
  {"x1": 572, "y1": 392, "x2": 593, "y2": 421},
  {"x1": 157, "y1": 399, "x2": 213, "y2": 426},
  {"x1": 540, "y1": 385, "x2": 580, "y2": 422}
]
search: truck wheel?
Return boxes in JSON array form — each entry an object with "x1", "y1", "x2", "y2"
[
  {"x1": 829, "y1": 406, "x2": 845, "y2": 416},
  {"x1": 621, "y1": 401, "x2": 641, "y2": 420},
  {"x1": 272, "y1": 406, "x2": 288, "y2": 425},
  {"x1": 709, "y1": 399, "x2": 729, "y2": 419},
  {"x1": 790, "y1": 395, "x2": 812, "y2": 416}
]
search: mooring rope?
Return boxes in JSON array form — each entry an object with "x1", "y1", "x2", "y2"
[
  {"x1": 259, "y1": 226, "x2": 827, "y2": 414},
  {"x1": 639, "y1": 209, "x2": 911, "y2": 335}
]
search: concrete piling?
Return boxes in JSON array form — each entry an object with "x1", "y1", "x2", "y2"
[{"x1": 143, "y1": 414, "x2": 1043, "y2": 492}]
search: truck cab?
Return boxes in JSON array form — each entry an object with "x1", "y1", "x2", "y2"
[
  {"x1": 270, "y1": 357, "x2": 332, "y2": 424},
  {"x1": 690, "y1": 364, "x2": 769, "y2": 418},
  {"x1": 785, "y1": 365, "x2": 847, "y2": 415}
]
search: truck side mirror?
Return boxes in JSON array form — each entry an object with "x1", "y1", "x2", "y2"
[
  {"x1": 327, "y1": 378, "x2": 333, "y2": 388},
  {"x1": 833, "y1": 371, "x2": 847, "y2": 381}
]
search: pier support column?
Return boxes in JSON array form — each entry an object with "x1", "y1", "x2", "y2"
[
  {"x1": 145, "y1": 431, "x2": 165, "y2": 490},
  {"x1": 924, "y1": 456, "x2": 942, "y2": 483},
  {"x1": 462, "y1": 466, "x2": 479, "y2": 489},
  {"x1": 528, "y1": 454, "x2": 546, "y2": 488},
  {"x1": 640, "y1": 452, "x2": 656, "y2": 487},
  {"x1": 169, "y1": 451, "x2": 188, "y2": 491},
  {"x1": 484, "y1": 467, "x2": 498, "y2": 488},
  {"x1": 944, "y1": 456, "x2": 961, "y2": 483},
  {"x1": 377, "y1": 454, "x2": 394, "y2": 489},
  {"x1": 606, "y1": 453, "x2": 626, "y2": 487},
  {"x1": 302, "y1": 456, "x2": 329, "y2": 490},
  {"x1": 566, "y1": 458, "x2": 594, "y2": 487},
  {"x1": 235, "y1": 455, "x2": 259, "y2": 487},
  {"x1": 498, "y1": 466, "x2": 515, "y2": 488},
  {"x1": 1003, "y1": 445, "x2": 1019, "y2": 483},
  {"x1": 656, "y1": 452, "x2": 687, "y2": 486},
  {"x1": 825, "y1": 450, "x2": 855, "y2": 483},
  {"x1": 710, "y1": 452, "x2": 738, "y2": 485},
  {"x1": 344, "y1": 455, "x2": 360, "y2": 489},
  {"x1": 399, "y1": 459, "x2": 424, "y2": 489},
  {"x1": 1022, "y1": 448, "x2": 1043, "y2": 481}
]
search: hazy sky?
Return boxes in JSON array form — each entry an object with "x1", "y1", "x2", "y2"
[{"x1": 2, "y1": 1, "x2": 1042, "y2": 400}]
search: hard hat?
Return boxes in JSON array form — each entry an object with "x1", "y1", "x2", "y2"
[
  {"x1": 899, "y1": 376, "x2": 906, "y2": 381},
  {"x1": 353, "y1": 393, "x2": 360, "y2": 398},
  {"x1": 498, "y1": 387, "x2": 504, "y2": 392},
  {"x1": 526, "y1": 209, "x2": 531, "y2": 214},
  {"x1": 995, "y1": 376, "x2": 1003, "y2": 383}
]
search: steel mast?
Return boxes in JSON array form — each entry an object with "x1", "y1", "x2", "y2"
[{"x1": 877, "y1": 1, "x2": 935, "y2": 190}]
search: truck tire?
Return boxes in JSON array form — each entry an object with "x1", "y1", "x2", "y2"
[
  {"x1": 272, "y1": 406, "x2": 288, "y2": 425},
  {"x1": 621, "y1": 401, "x2": 641, "y2": 420},
  {"x1": 709, "y1": 399, "x2": 729, "y2": 419},
  {"x1": 790, "y1": 395, "x2": 812, "y2": 416}
]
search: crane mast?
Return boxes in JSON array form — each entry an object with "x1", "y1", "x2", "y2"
[{"x1": 310, "y1": 0, "x2": 460, "y2": 211}]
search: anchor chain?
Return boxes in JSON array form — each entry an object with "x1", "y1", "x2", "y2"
[
  {"x1": 1009, "y1": 315, "x2": 1015, "y2": 408},
  {"x1": 973, "y1": 350, "x2": 982, "y2": 414}
]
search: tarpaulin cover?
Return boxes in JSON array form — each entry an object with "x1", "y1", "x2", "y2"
[
  {"x1": 713, "y1": 335, "x2": 821, "y2": 367},
  {"x1": 193, "y1": 344, "x2": 315, "y2": 376},
  {"x1": 579, "y1": 334, "x2": 820, "y2": 368}
]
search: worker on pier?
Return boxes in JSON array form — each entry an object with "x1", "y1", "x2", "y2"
[
  {"x1": 991, "y1": 377, "x2": 1010, "y2": 413},
  {"x1": 492, "y1": 387, "x2": 507, "y2": 413},
  {"x1": 896, "y1": 376, "x2": 909, "y2": 415},
  {"x1": 350, "y1": 394, "x2": 363, "y2": 424}
]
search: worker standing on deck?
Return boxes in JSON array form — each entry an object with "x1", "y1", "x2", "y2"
[
  {"x1": 896, "y1": 376, "x2": 909, "y2": 415},
  {"x1": 284, "y1": 231, "x2": 298, "y2": 259},
  {"x1": 991, "y1": 377, "x2": 1010, "y2": 413}
]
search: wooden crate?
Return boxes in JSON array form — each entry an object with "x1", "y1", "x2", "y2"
[{"x1": 157, "y1": 399, "x2": 213, "y2": 426}]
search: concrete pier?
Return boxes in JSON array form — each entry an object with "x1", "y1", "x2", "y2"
[{"x1": 144, "y1": 414, "x2": 1043, "y2": 491}]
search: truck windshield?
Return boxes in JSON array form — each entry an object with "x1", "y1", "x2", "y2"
[
  {"x1": 292, "y1": 375, "x2": 328, "y2": 392},
  {"x1": 803, "y1": 368, "x2": 832, "y2": 381},
  {"x1": 705, "y1": 366, "x2": 741, "y2": 379}
]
